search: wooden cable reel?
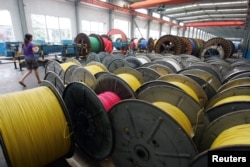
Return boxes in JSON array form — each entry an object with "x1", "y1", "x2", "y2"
[
  {"x1": 0, "y1": 81, "x2": 74, "y2": 167},
  {"x1": 155, "y1": 35, "x2": 184, "y2": 55},
  {"x1": 74, "y1": 33, "x2": 92, "y2": 57}
]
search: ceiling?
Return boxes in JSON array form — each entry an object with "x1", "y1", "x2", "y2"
[{"x1": 130, "y1": 0, "x2": 249, "y2": 41}]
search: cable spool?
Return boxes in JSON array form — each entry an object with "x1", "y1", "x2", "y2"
[
  {"x1": 107, "y1": 58, "x2": 130, "y2": 72},
  {"x1": 217, "y1": 77, "x2": 250, "y2": 93},
  {"x1": 101, "y1": 35, "x2": 113, "y2": 53},
  {"x1": 71, "y1": 61, "x2": 108, "y2": 88},
  {"x1": 44, "y1": 71, "x2": 65, "y2": 96},
  {"x1": 200, "y1": 45, "x2": 225, "y2": 59},
  {"x1": 109, "y1": 99, "x2": 198, "y2": 167},
  {"x1": 89, "y1": 34, "x2": 104, "y2": 53},
  {"x1": 191, "y1": 110, "x2": 250, "y2": 167},
  {"x1": 179, "y1": 69, "x2": 221, "y2": 100},
  {"x1": 205, "y1": 86, "x2": 250, "y2": 122},
  {"x1": 147, "y1": 37, "x2": 154, "y2": 53},
  {"x1": 136, "y1": 67, "x2": 161, "y2": 82},
  {"x1": 222, "y1": 69, "x2": 250, "y2": 84},
  {"x1": 86, "y1": 52, "x2": 101, "y2": 63},
  {"x1": 148, "y1": 64, "x2": 173, "y2": 76},
  {"x1": 154, "y1": 57, "x2": 183, "y2": 73},
  {"x1": 45, "y1": 59, "x2": 80, "y2": 81},
  {"x1": 185, "y1": 62, "x2": 222, "y2": 83},
  {"x1": 109, "y1": 83, "x2": 203, "y2": 166},
  {"x1": 230, "y1": 59, "x2": 250, "y2": 69},
  {"x1": 75, "y1": 33, "x2": 91, "y2": 57},
  {"x1": 113, "y1": 67, "x2": 144, "y2": 92},
  {"x1": 0, "y1": 81, "x2": 73, "y2": 167},
  {"x1": 205, "y1": 58, "x2": 233, "y2": 80},
  {"x1": 181, "y1": 37, "x2": 194, "y2": 55},
  {"x1": 63, "y1": 72, "x2": 136, "y2": 160},
  {"x1": 155, "y1": 35, "x2": 184, "y2": 55},
  {"x1": 136, "y1": 55, "x2": 151, "y2": 64},
  {"x1": 125, "y1": 56, "x2": 143, "y2": 69},
  {"x1": 158, "y1": 74, "x2": 208, "y2": 107}
]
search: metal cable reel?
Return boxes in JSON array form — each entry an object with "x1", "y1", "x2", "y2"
[
  {"x1": 109, "y1": 83, "x2": 203, "y2": 166},
  {"x1": 217, "y1": 77, "x2": 250, "y2": 93},
  {"x1": 86, "y1": 52, "x2": 101, "y2": 64},
  {"x1": 136, "y1": 67, "x2": 161, "y2": 82},
  {"x1": 222, "y1": 69, "x2": 250, "y2": 84},
  {"x1": 204, "y1": 58, "x2": 233, "y2": 80},
  {"x1": 62, "y1": 70, "x2": 137, "y2": 160},
  {"x1": 194, "y1": 38, "x2": 205, "y2": 57},
  {"x1": 178, "y1": 69, "x2": 221, "y2": 100},
  {"x1": 144, "y1": 53, "x2": 163, "y2": 61},
  {"x1": 113, "y1": 67, "x2": 144, "y2": 92},
  {"x1": 200, "y1": 45, "x2": 225, "y2": 60},
  {"x1": 158, "y1": 74, "x2": 208, "y2": 107},
  {"x1": 205, "y1": 86, "x2": 250, "y2": 122},
  {"x1": 125, "y1": 56, "x2": 143, "y2": 69},
  {"x1": 71, "y1": 61, "x2": 108, "y2": 89},
  {"x1": 74, "y1": 33, "x2": 91, "y2": 57},
  {"x1": 63, "y1": 65, "x2": 79, "y2": 85},
  {"x1": 154, "y1": 57, "x2": 184, "y2": 73},
  {"x1": 109, "y1": 99, "x2": 198, "y2": 167},
  {"x1": 136, "y1": 55, "x2": 151, "y2": 64},
  {"x1": 148, "y1": 64, "x2": 173, "y2": 76},
  {"x1": 44, "y1": 71, "x2": 65, "y2": 96},
  {"x1": 177, "y1": 54, "x2": 202, "y2": 68},
  {"x1": 185, "y1": 62, "x2": 222, "y2": 83},
  {"x1": 155, "y1": 35, "x2": 184, "y2": 55},
  {"x1": 191, "y1": 110, "x2": 250, "y2": 167},
  {"x1": 107, "y1": 58, "x2": 131, "y2": 72},
  {"x1": 45, "y1": 59, "x2": 81, "y2": 81}
]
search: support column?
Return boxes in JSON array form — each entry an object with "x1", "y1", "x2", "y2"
[
  {"x1": 16, "y1": 0, "x2": 28, "y2": 35},
  {"x1": 131, "y1": 15, "x2": 135, "y2": 38},
  {"x1": 147, "y1": 10, "x2": 152, "y2": 39},
  {"x1": 75, "y1": 0, "x2": 80, "y2": 34}
]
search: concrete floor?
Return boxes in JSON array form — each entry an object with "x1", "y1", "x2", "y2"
[{"x1": 0, "y1": 61, "x2": 115, "y2": 167}]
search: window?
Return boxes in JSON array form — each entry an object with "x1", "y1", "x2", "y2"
[
  {"x1": 114, "y1": 19, "x2": 129, "y2": 38},
  {"x1": 134, "y1": 28, "x2": 147, "y2": 38},
  {"x1": 149, "y1": 30, "x2": 159, "y2": 39},
  {"x1": 81, "y1": 20, "x2": 106, "y2": 35},
  {"x1": 31, "y1": 14, "x2": 72, "y2": 43},
  {"x1": 0, "y1": 10, "x2": 15, "y2": 41}
]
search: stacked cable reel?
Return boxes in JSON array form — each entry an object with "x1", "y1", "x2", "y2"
[
  {"x1": 62, "y1": 67, "x2": 144, "y2": 160},
  {"x1": 191, "y1": 80, "x2": 250, "y2": 166},
  {"x1": 201, "y1": 37, "x2": 235, "y2": 59},
  {"x1": 71, "y1": 61, "x2": 109, "y2": 89},
  {"x1": 0, "y1": 81, "x2": 74, "y2": 167},
  {"x1": 44, "y1": 58, "x2": 82, "y2": 95},
  {"x1": 109, "y1": 75, "x2": 208, "y2": 166},
  {"x1": 74, "y1": 33, "x2": 106, "y2": 58}
]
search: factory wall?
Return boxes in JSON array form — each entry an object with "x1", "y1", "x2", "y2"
[{"x1": 0, "y1": 0, "x2": 23, "y2": 41}]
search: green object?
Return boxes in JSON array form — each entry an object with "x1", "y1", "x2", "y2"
[{"x1": 89, "y1": 36, "x2": 100, "y2": 53}]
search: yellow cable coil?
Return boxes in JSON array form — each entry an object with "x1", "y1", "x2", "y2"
[
  {"x1": 213, "y1": 95, "x2": 250, "y2": 107},
  {"x1": 211, "y1": 124, "x2": 250, "y2": 148},
  {"x1": 116, "y1": 73, "x2": 141, "y2": 92},
  {"x1": 0, "y1": 87, "x2": 71, "y2": 167},
  {"x1": 169, "y1": 81, "x2": 199, "y2": 103},
  {"x1": 60, "y1": 62, "x2": 77, "y2": 71},
  {"x1": 84, "y1": 65, "x2": 105, "y2": 75},
  {"x1": 153, "y1": 102, "x2": 194, "y2": 137}
]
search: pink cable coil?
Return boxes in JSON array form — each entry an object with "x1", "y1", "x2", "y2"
[{"x1": 98, "y1": 91, "x2": 121, "y2": 111}]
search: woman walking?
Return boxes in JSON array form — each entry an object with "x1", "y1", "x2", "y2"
[{"x1": 19, "y1": 33, "x2": 41, "y2": 87}]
